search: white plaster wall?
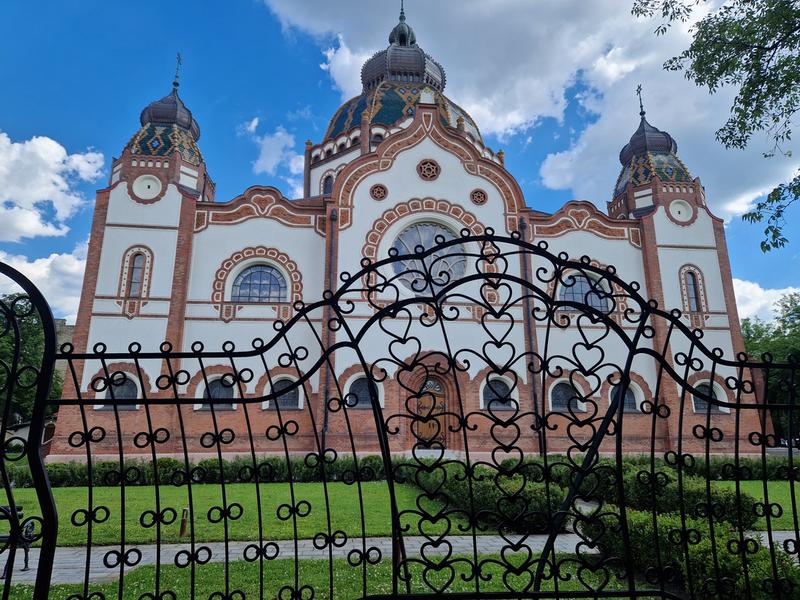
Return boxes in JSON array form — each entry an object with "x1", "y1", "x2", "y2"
[
  {"x1": 95, "y1": 226, "x2": 178, "y2": 297},
  {"x1": 652, "y1": 205, "x2": 716, "y2": 246},
  {"x1": 188, "y1": 220, "x2": 326, "y2": 302},
  {"x1": 310, "y1": 148, "x2": 359, "y2": 196},
  {"x1": 106, "y1": 182, "x2": 183, "y2": 226}
]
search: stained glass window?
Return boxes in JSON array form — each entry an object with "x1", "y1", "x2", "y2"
[
  {"x1": 685, "y1": 271, "x2": 701, "y2": 312},
  {"x1": 128, "y1": 253, "x2": 145, "y2": 298},
  {"x1": 346, "y1": 378, "x2": 378, "y2": 409},
  {"x1": 323, "y1": 175, "x2": 334, "y2": 195},
  {"x1": 693, "y1": 383, "x2": 723, "y2": 413},
  {"x1": 483, "y1": 379, "x2": 515, "y2": 410},
  {"x1": 551, "y1": 382, "x2": 585, "y2": 412},
  {"x1": 392, "y1": 222, "x2": 467, "y2": 293},
  {"x1": 268, "y1": 379, "x2": 300, "y2": 410},
  {"x1": 232, "y1": 265, "x2": 287, "y2": 303},
  {"x1": 202, "y1": 379, "x2": 234, "y2": 410},
  {"x1": 559, "y1": 274, "x2": 609, "y2": 313}
]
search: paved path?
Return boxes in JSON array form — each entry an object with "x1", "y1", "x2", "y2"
[
  {"x1": 5, "y1": 534, "x2": 586, "y2": 585},
  {"x1": 4, "y1": 532, "x2": 797, "y2": 586}
]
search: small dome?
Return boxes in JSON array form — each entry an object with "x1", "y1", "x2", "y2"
[
  {"x1": 614, "y1": 111, "x2": 690, "y2": 197},
  {"x1": 140, "y1": 83, "x2": 201, "y2": 141},
  {"x1": 619, "y1": 114, "x2": 676, "y2": 166},
  {"x1": 361, "y1": 4, "x2": 445, "y2": 93}
]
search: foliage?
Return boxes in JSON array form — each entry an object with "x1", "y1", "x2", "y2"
[
  {"x1": 584, "y1": 509, "x2": 800, "y2": 599},
  {"x1": 0, "y1": 293, "x2": 62, "y2": 423},
  {"x1": 633, "y1": 0, "x2": 800, "y2": 250},
  {"x1": 406, "y1": 461, "x2": 568, "y2": 534},
  {"x1": 741, "y1": 292, "x2": 800, "y2": 437}
]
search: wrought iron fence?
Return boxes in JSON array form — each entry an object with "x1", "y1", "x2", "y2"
[{"x1": 1, "y1": 230, "x2": 798, "y2": 599}]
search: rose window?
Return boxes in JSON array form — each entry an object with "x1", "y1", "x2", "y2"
[
  {"x1": 470, "y1": 189, "x2": 487, "y2": 205},
  {"x1": 391, "y1": 222, "x2": 467, "y2": 293},
  {"x1": 416, "y1": 159, "x2": 441, "y2": 181},
  {"x1": 370, "y1": 184, "x2": 388, "y2": 200}
]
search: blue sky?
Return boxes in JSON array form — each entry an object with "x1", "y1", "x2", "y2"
[{"x1": 0, "y1": 0, "x2": 798, "y2": 322}]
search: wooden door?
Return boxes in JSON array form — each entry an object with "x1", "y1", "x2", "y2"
[{"x1": 416, "y1": 379, "x2": 446, "y2": 446}]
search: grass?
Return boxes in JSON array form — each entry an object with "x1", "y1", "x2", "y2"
[
  {"x1": 8, "y1": 556, "x2": 631, "y2": 600},
  {"x1": 716, "y1": 480, "x2": 800, "y2": 531},
  {"x1": 9, "y1": 482, "x2": 470, "y2": 547}
]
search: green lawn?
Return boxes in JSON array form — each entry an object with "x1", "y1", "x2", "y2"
[
  {"x1": 10, "y1": 482, "x2": 469, "y2": 547},
  {"x1": 716, "y1": 480, "x2": 800, "y2": 531},
  {"x1": 9, "y1": 556, "x2": 630, "y2": 600}
]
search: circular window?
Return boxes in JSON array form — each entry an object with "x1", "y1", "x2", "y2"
[
  {"x1": 669, "y1": 200, "x2": 694, "y2": 223},
  {"x1": 370, "y1": 184, "x2": 388, "y2": 201},
  {"x1": 391, "y1": 222, "x2": 467, "y2": 293},
  {"x1": 417, "y1": 159, "x2": 441, "y2": 181},
  {"x1": 470, "y1": 189, "x2": 487, "y2": 205},
  {"x1": 132, "y1": 175, "x2": 163, "y2": 201}
]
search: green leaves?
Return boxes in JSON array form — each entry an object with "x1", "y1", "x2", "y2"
[{"x1": 635, "y1": 0, "x2": 800, "y2": 251}]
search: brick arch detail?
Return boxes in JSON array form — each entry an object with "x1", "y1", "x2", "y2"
[
  {"x1": 599, "y1": 371, "x2": 656, "y2": 413},
  {"x1": 332, "y1": 104, "x2": 526, "y2": 231},
  {"x1": 679, "y1": 264, "x2": 709, "y2": 329},
  {"x1": 212, "y1": 246, "x2": 303, "y2": 322},
  {"x1": 185, "y1": 364, "x2": 239, "y2": 399},
  {"x1": 85, "y1": 362, "x2": 155, "y2": 399},
  {"x1": 117, "y1": 245, "x2": 154, "y2": 319}
]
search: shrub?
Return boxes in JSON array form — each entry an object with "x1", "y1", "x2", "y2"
[
  {"x1": 412, "y1": 462, "x2": 567, "y2": 534},
  {"x1": 582, "y1": 510, "x2": 800, "y2": 600}
]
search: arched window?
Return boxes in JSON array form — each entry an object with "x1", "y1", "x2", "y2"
[
  {"x1": 685, "y1": 271, "x2": 701, "y2": 312},
  {"x1": 127, "y1": 253, "x2": 145, "y2": 298},
  {"x1": 351, "y1": 136, "x2": 360, "y2": 147},
  {"x1": 267, "y1": 379, "x2": 300, "y2": 410},
  {"x1": 482, "y1": 378, "x2": 515, "y2": 411},
  {"x1": 611, "y1": 385, "x2": 639, "y2": 413},
  {"x1": 551, "y1": 382, "x2": 585, "y2": 412},
  {"x1": 693, "y1": 382, "x2": 724, "y2": 413},
  {"x1": 231, "y1": 265, "x2": 287, "y2": 303},
  {"x1": 202, "y1": 378, "x2": 235, "y2": 411},
  {"x1": 323, "y1": 175, "x2": 334, "y2": 195},
  {"x1": 371, "y1": 133, "x2": 384, "y2": 144},
  {"x1": 680, "y1": 266, "x2": 706, "y2": 315},
  {"x1": 98, "y1": 373, "x2": 139, "y2": 410},
  {"x1": 338, "y1": 142, "x2": 347, "y2": 152},
  {"x1": 346, "y1": 377, "x2": 378, "y2": 410},
  {"x1": 559, "y1": 274, "x2": 609, "y2": 313}
]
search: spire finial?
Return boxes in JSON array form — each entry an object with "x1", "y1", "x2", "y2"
[
  {"x1": 636, "y1": 83, "x2": 645, "y2": 117},
  {"x1": 173, "y1": 52, "x2": 182, "y2": 90},
  {"x1": 399, "y1": 0, "x2": 405, "y2": 22}
]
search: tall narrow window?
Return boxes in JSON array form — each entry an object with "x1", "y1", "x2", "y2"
[
  {"x1": 685, "y1": 271, "x2": 700, "y2": 312},
  {"x1": 127, "y1": 253, "x2": 145, "y2": 298},
  {"x1": 323, "y1": 175, "x2": 334, "y2": 195}
]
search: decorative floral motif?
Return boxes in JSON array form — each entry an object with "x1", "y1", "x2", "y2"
[
  {"x1": 370, "y1": 184, "x2": 388, "y2": 201},
  {"x1": 470, "y1": 189, "x2": 487, "y2": 205},
  {"x1": 417, "y1": 159, "x2": 441, "y2": 181}
]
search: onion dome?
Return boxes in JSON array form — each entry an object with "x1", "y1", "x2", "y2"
[
  {"x1": 139, "y1": 84, "x2": 201, "y2": 141},
  {"x1": 324, "y1": 4, "x2": 481, "y2": 144},
  {"x1": 127, "y1": 71, "x2": 203, "y2": 166},
  {"x1": 614, "y1": 99, "x2": 691, "y2": 196}
]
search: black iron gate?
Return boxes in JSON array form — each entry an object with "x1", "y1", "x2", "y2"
[{"x1": 1, "y1": 230, "x2": 798, "y2": 599}]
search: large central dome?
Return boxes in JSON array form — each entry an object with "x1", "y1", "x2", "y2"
[{"x1": 323, "y1": 6, "x2": 482, "y2": 144}]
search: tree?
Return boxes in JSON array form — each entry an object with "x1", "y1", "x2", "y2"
[
  {"x1": 741, "y1": 292, "x2": 800, "y2": 438},
  {"x1": 633, "y1": 0, "x2": 800, "y2": 251},
  {"x1": 0, "y1": 293, "x2": 62, "y2": 424}
]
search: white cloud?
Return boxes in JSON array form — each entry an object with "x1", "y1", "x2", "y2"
[
  {"x1": 733, "y1": 278, "x2": 800, "y2": 322},
  {"x1": 0, "y1": 132, "x2": 103, "y2": 242},
  {"x1": 238, "y1": 119, "x2": 305, "y2": 198},
  {"x1": 0, "y1": 240, "x2": 87, "y2": 324},
  {"x1": 262, "y1": 0, "x2": 797, "y2": 220},
  {"x1": 321, "y1": 35, "x2": 370, "y2": 100}
]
